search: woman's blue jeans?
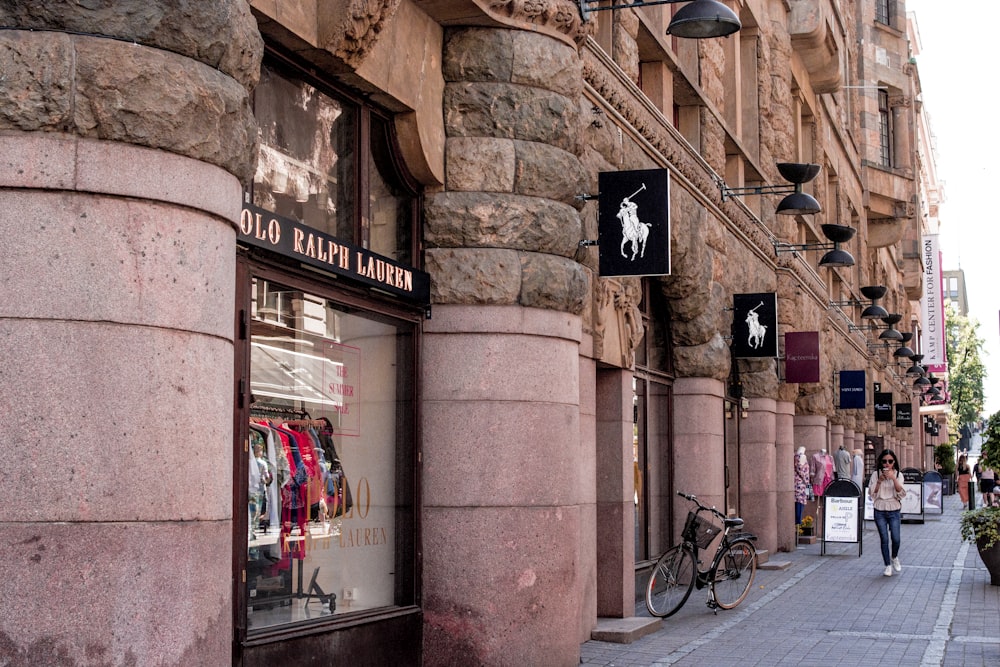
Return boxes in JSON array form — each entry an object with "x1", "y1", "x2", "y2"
[{"x1": 874, "y1": 508, "x2": 901, "y2": 566}]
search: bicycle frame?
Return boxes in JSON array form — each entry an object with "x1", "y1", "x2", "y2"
[{"x1": 645, "y1": 492, "x2": 758, "y2": 616}]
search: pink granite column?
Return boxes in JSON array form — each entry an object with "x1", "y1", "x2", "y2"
[
  {"x1": 775, "y1": 401, "x2": 796, "y2": 552},
  {"x1": 594, "y1": 369, "x2": 635, "y2": 617},
  {"x1": 0, "y1": 3, "x2": 261, "y2": 663},
  {"x1": 672, "y1": 378, "x2": 726, "y2": 538},
  {"x1": 741, "y1": 398, "x2": 777, "y2": 554},
  {"x1": 422, "y1": 307, "x2": 585, "y2": 665}
]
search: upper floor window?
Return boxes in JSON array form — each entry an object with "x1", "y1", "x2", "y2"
[
  {"x1": 875, "y1": 0, "x2": 892, "y2": 26},
  {"x1": 878, "y1": 90, "x2": 893, "y2": 167},
  {"x1": 252, "y1": 58, "x2": 419, "y2": 264}
]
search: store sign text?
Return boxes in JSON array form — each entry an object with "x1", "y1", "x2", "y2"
[{"x1": 239, "y1": 203, "x2": 430, "y2": 305}]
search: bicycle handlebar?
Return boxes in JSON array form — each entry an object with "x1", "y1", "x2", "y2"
[{"x1": 676, "y1": 491, "x2": 727, "y2": 520}]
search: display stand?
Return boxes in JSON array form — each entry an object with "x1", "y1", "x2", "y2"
[
  {"x1": 821, "y1": 479, "x2": 863, "y2": 557},
  {"x1": 901, "y1": 467, "x2": 924, "y2": 523},
  {"x1": 922, "y1": 470, "x2": 944, "y2": 515}
]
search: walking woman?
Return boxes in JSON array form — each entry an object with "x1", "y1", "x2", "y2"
[
  {"x1": 868, "y1": 448, "x2": 906, "y2": 577},
  {"x1": 957, "y1": 454, "x2": 971, "y2": 509}
]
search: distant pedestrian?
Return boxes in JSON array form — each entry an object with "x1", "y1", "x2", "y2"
[
  {"x1": 794, "y1": 446, "x2": 810, "y2": 526},
  {"x1": 868, "y1": 448, "x2": 906, "y2": 577},
  {"x1": 957, "y1": 454, "x2": 971, "y2": 509},
  {"x1": 981, "y1": 466, "x2": 996, "y2": 507}
]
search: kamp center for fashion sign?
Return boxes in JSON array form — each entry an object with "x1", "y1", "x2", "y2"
[{"x1": 239, "y1": 202, "x2": 430, "y2": 305}]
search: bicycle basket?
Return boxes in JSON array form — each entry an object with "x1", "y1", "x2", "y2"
[{"x1": 682, "y1": 511, "x2": 721, "y2": 549}]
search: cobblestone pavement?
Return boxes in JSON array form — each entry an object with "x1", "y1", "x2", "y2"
[{"x1": 580, "y1": 496, "x2": 1000, "y2": 666}]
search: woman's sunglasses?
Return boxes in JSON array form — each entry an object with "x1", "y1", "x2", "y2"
[{"x1": 881, "y1": 458, "x2": 895, "y2": 464}]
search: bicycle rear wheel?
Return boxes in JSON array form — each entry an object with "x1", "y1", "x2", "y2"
[
  {"x1": 645, "y1": 545, "x2": 695, "y2": 617},
  {"x1": 711, "y1": 539, "x2": 757, "y2": 609}
]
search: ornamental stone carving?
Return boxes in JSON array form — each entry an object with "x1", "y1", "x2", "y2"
[{"x1": 318, "y1": 0, "x2": 402, "y2": 68}]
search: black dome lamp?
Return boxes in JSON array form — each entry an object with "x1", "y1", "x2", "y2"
[
  {"x1": 894, "y1": 331, "x2": 915, "y2": 359},
  {"x1": 878, "y1": 313, "x2": 903, "y2": 341},
  {"x1": 905, "y1": 353, "x2": 925, "y2": 376},
  {"x1": 775, "y1": 163, "x2": 822, "y2": 215},
  {"x1": 667, "y1": 0, "x2": 742, "y2": 38},
  {"x1": 859, "y1": 285, "x2": 889, "y2": 319},
  {"x1": 578, "y1": 1, "x2": 742, "y2": 40},
  {"x1": 817, "y1": 224, "x2": 857, "y2": 268}
]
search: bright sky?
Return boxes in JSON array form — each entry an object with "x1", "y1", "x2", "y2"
[{"x1": 907, "y1": 0, "x2": 1000, "y2": 418}]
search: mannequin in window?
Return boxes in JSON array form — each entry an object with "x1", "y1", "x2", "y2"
[
  {"x1": 834, "y1": 443, "x2": 852, "y2": 480},
  {"x1": 794, "y1": 446, "x2": 810, "y2": 526},
  {"x1": 810, "y1": 449, "x2": 827, "y2": 497}
]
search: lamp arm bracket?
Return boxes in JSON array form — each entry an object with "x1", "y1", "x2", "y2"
[
  {"x1": 579, "y1": 0, "x2": 685, "y2": 20},
  {"x1": 772, "y1": 241, "x2": 836, "y2": 254},
  {"x1": 721, "y1": 183, "x2": 797, "y2": 202}
]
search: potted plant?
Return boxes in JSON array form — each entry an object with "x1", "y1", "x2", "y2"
[
  {"x1": 798, "y1": 515, "x2": 814, "y2": 536},
  {"x1": 959, "y1": 410, "x2": 1000, "y2": 584},
  {"x1": 935, "y1": 443, "x2": 956, "y2": 494},
  {"x1": 960, "y1": 506, "x2": 1000, "y2": 585}
]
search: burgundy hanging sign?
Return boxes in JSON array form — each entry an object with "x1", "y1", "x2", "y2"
[{"x1": 784, "y1": 331, "x2": 820, "y2": 383}]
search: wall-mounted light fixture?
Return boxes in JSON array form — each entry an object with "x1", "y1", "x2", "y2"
[
  {"x1": 578, "y1": 0, "x2": 741, "y2": 38},
  {"x1": 878, "y1": 314, "x2": 904, "y2": 341},
  {"x1": 893, "y1": 332, "x2": 915, "y2": 359},
  {"x1": 905, "y1": 353, "x2": 925, "y2": 376},
  {"x1": 831, "y1": 285, "x2": 889, "y2": 319},
  {"x1": 774, "y1": 223, "x2": 856, "y2": 268},
  {"x1": 721, "y1": 162, "x2": 822, "y2": 214}
]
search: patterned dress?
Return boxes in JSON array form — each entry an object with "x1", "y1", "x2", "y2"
[{"x1": 794, "y1": 454, "x2": 810, "y2": 505}]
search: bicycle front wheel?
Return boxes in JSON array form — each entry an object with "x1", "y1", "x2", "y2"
[
  {"x1": 645, "y1": 545, "x2": 696, "y2": 618},
  {"x1": 711, "y1": 539, "x2": 757, "y2": 610}
]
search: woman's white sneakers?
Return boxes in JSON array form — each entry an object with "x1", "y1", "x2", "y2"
[
  {"x1": 892, "y1": 557, "x2": 902, "y2": 572},
  {"x1": 884, "y1": 565, "x2": 893, "y2": 577}
]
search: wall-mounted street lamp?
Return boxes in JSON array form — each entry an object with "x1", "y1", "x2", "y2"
[
  {"x1": 905, "y1": 353, "x2": 925, "y2": 376},
  {"x1": 878, "y1": 314, "x2": 904, "y2": 341},
  {"x1": 774, "y1": 223, "x2": 856, "y2": 268},
  {"x1": 578, "y1": 0, "x2": 741, "y2": 38},
  {"x1": 831, "y1": 285, "x2": 889, "y2": 319},
  {"x1": 893, "y1": 332, "x2": 915, "y2": 359}
]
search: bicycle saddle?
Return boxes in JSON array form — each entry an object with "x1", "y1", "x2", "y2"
[{"x1": 723, "y1": 517, "x2": 744, "y2": 529}]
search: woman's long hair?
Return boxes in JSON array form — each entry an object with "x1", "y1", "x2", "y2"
[{"x1": 877, "y1": 448, "x2": 900, "y2": 473}]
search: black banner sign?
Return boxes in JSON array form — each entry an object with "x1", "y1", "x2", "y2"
[
  {"x1": 895, "y1": 403, "x2": 913, "y2": 427},
  {"x1": 597, "y1": 169, "x2": 671, "y2": 277},
  {"x1": 874, "y1": 392, "x2": 893, "y2": 422},
  {"x1": 239, "y1": 203, "x2": 430, "y2": 305},
  {"x1": 732, "y1": 293, "x2": 778, "y2": 358}
]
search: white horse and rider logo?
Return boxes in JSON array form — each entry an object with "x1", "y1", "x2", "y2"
[
  {"x1": 745, "y1": 302, "x2": 767, "y2": 349},
  {"x1": 616, "y1": 184, "x2": 651, "y2": 261}
]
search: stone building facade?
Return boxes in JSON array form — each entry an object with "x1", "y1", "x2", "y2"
[{"x1": 0, "y1": 0, "x2": 938, "y2": 665}]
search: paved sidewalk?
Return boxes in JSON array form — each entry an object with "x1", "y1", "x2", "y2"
[{"x1": 581, "y1": 496, "x2": 1000, "y2": 666}]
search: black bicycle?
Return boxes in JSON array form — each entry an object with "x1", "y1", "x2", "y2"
[{"x1": 645, "y1": 492, "x2": 758, "y2": 617}]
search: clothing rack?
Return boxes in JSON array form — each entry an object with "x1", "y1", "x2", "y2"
[{"x1": 249, "y1": 402, "x2": 311, "y2": 420}]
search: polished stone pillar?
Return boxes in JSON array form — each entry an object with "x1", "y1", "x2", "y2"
[
  {"x1": 742, "y1": 398, "x2": 778, "y2": 554},
  {"x1": 672, "y1": 378, "x2": 726, "y2": 536},
  {"x1": 775, "y1": 401, "x2": 796, "y2": 552},
  {"x1": 0, "y1": 3, "x2": 261, "y2": 663}
]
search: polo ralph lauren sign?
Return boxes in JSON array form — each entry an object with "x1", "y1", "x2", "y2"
[
  {"x1": 239, "y1": 203, "x2": 430, "y2": 305},
  {"x1": 597, "y1": 169, "x2": 671, "y2": 277},
  {"x1": 874, "y1": 392, "x2": 893, "y2": 422},
  {"x1": 732, "y1": 293, "x2": 778, "y2": 358}
]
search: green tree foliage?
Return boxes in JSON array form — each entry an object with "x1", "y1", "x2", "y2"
[
  {"x1": 944, "y1": 302, "x2": 986, "y2": 441},
  {"x1": 980, "y1": 411, "x2": 1000, "y2": 472}
]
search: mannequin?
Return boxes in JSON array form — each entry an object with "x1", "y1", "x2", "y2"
[
  {"x1": 810, "y1": 449, "x2": 827, "y2": 497},
  {"x1": 794, "y1": 446, "x2": 810, "y2": 525},
  {"x1": 834, "y1": 443, "x2": 852, "y2": 480}
]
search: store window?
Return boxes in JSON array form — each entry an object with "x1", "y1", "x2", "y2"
[
  {"x1": 236, "y1": 51, "x2": 424, "y2": 648},
  {"x1": 633, "y1": 281, "x2": 674, "y2": 564},
  {"x1": 252, "y1": 60, "x2": 417, "y2": 263},
  {"x1": 244, "y1": 276, "x2": 416, "y2": 630}
]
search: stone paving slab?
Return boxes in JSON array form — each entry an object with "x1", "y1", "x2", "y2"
[{"x1": 580, "y1": 496, "x2": 1000, "y2": 666}]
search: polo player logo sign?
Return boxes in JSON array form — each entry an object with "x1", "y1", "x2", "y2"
[
  {"x1": 598, "y1": 169, "x2": 670, "y2": 277},
  {"x1": 616, "y1": 184, "x2": 650, "y2": 260},
  {"x1": 732, "y1": 293, "x2": 778, "y2": 358}
]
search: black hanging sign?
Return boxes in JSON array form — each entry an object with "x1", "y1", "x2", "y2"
[
  {"x1": 239, "y1": 203, "x2": 430, "y2": 305},
  {"x1": 895, "y1": 403, "x2": 913, "y2": 427},
  {"x1": 874, "y1": 392, "x2": 893, "y2": 422},
  {"x1": 732, "y1": 292, "x2": 778, "y2": 358},
  {"x1": 597, "y1": 169, "x2": 671, "y2": 277}
]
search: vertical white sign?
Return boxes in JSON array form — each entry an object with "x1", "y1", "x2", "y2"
[{"x1": 920, "y1": 234, "x2": 946, "y2": 372}]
